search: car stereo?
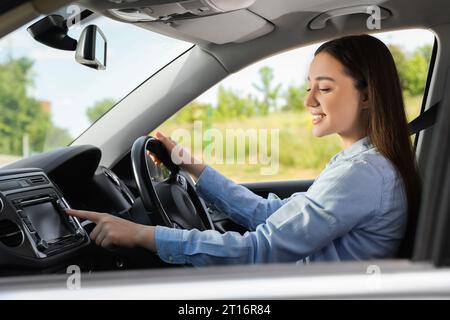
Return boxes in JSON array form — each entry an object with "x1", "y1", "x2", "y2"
[{"x1": 0, "y1": 168, "x2": 90, "y2": 268}]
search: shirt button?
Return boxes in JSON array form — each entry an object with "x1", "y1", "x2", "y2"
[{"x1": 168, "y1": 256, "x2": 173, "y2": 261}]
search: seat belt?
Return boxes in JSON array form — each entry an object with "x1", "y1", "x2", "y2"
[{"x1": 408, "y1": 100, "x2": 441, "y2": 135}]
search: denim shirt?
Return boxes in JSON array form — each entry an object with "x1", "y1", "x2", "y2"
[{"x1": 155, "y1": 136, "x2": 408, "y2": 266}]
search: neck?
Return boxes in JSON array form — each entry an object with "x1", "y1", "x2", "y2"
[{"x1": 339, "y1": 131, "x2": 367, "y2": 149}]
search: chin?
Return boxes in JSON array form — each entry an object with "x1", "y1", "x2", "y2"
[
  {"x1": 312, "y1": 129, "x2": 326, "y2": 137},
  {"x1": 312, "y1": 127, "x2": 333, "y2": 138}
]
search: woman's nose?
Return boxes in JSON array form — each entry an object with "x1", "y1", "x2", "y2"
[{"x1": 304, "y1": 89, "x2": 319, "y2": 108}]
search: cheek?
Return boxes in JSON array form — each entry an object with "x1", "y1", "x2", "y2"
[{"x1": 320, "y1": 90, "x2": 360, "y2": 128}]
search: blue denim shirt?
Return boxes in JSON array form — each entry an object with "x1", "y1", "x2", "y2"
[{"x1": 155, "y1": 136, "x2": 408, "y2": 266}]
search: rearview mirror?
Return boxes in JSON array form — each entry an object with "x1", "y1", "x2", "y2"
[
  {"x1": 75, "y1": 25, "x2": 107, "y2": 70},
  {"x1": 27, "y1": 15, "x2": 77, "y2": 51}
]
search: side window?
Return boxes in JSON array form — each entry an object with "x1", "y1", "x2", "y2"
[
  {"x1": 379, "y1": 32, "x2": 435, "y2": 145},
  {"x1": 152, "y1": 29, "x2": 435, "y2": 183}
]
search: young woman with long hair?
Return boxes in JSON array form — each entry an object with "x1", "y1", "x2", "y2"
[{"x1": 67, "y1": 34, "x2": 421, "y2": 265}]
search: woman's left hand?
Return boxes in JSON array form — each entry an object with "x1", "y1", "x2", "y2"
[{"x1": 65, "y1": 209, "x2": 156, "y2": 252}]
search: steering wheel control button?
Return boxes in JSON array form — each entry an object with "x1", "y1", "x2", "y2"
[{"x1": 177, "y1": 175, "x2": 188, "y2": 190}]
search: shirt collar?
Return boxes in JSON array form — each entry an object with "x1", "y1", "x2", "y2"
[{"x1": 330, "y1": 136, "x2": 374, "y2": 163}]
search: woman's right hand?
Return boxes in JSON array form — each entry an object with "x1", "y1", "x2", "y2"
[{"x1": 148, "y1": 131, "x2": 206, "y2": 179}]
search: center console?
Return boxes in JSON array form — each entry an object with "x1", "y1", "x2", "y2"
[{"x1": 0, "y1": 168, "x2": 90, "y2": 268}]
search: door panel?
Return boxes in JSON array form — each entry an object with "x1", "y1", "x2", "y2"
[
  {"x1": 241, "y1": 179, "x2": 315, "y2": 199},
  {"x1": 210, "y1": 178, "x2": 315, "y2": 234}
]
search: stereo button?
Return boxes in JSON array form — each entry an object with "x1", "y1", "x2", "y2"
[
  {"x1": 22, "y1": 218, "x2": 35, "y2": 232},
  {"x1": 17, "y1": 210, "x2": 27, "y2": 219},
  {"x1": 56, "y1": 199, "x2": 66, "y2": 210},
  {"x1": 37, "y1": 240, "x2": 48, "y2": 251}
]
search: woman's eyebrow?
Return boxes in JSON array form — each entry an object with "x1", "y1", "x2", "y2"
[{"x1": 307, "y1": 76, "x2": 336, "y2": 82}]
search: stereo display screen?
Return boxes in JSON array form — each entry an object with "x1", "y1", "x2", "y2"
[{"x1": 23, "y1": 201, "x2": 71, "y2": 241}]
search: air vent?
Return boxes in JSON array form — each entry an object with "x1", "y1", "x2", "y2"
[
  {"x1": 27, "y1": 176, "x2": 48, "y2": 185},
  {"x1": 0, "y1": 220, "x2": 23, "y2": 247}
]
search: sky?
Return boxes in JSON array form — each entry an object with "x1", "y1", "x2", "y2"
[{"x1": 0, "y1": 13, "x2": 435, "y2": 140}]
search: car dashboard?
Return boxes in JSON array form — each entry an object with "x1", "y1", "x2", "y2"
[
  {"x1": 0, "y1": 144, "x2": 249, "y2": 275},
  {"x1": 0, "y1": 145, "x2": 165, "y2": 275}
]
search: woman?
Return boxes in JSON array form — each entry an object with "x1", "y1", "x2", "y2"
[{"x1": 67, "y1": 34, "x2": 421, "y2": 265}]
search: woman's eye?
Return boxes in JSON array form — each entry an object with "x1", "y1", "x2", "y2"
[{"x1": 319, "y1": 88, "x2": 331, "y2": 92}]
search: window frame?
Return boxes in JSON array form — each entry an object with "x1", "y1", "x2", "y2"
[{"x1": 413, "y1": 37, "x2": 438, "y2": 151}]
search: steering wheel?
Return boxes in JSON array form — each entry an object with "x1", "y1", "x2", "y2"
[{"x1": 130, "y1": 136, "x2": 214, "y2": 231}]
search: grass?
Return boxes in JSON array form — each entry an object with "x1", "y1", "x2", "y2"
[{"x1": 153, "y1": 94, "x2": 421, "y2": 183}]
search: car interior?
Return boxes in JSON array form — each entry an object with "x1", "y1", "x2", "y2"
[{"x1": 0, "y1": 0, "x2": 448, "y2": 281}]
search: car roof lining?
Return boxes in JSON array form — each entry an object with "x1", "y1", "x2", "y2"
[{"x1": 74, "y1": 0, "x2": 445, "y2": 73}]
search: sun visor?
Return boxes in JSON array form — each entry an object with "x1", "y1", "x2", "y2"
[
  {"x1": 142, "y1": 9, "x2": 274, "y2": 44},
  {"x1": 82, "y1": 0, "x2": 273, "y2": 44}
]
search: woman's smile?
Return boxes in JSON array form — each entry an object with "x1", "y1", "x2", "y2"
[{"x1": 312, "y1": 113, "x2": 326, "y2": 125}]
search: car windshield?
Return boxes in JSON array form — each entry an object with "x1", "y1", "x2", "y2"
[{"x1": 0, "y1": 9, "x2": 191, "y2": 167}]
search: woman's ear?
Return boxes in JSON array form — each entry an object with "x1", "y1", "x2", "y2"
[{"x1": 360, "y1": 89, "x2": 369, "y2": 109}]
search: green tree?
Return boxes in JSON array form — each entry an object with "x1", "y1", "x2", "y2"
[
  {"x1": 403, "y1": 51, "x2": 428, "y2": 96},
  {"x1": 282, "y1": 83, "x2": 308, "y2": 112},
  {"x1": 252, "y1": 66, "x2": 281, "y2": 114},
  {"x1": 214, "y1": 86, "x2": 257, "y2": 120},
  {"x1": 86, "y1": 98, "x2": 116, "y2": 124},
  {"x1": 418, "y1": 44, "x2": 433, "y2": 62},
  {"x1": 389, "y1": 44, "x2": 431, "y2": 96},
  {"x1": 0, "y1": 57, "x2": 51, "y2": 155}
]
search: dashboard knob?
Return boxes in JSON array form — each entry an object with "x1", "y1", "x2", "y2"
[
  {"x1": 37, "y1": 239, "x2": 48, "y2": 251},
  {"x1": 75, "y1": 229, "x2": 85, "y2": 239}
]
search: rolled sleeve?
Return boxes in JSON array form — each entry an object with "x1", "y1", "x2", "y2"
[{"x1": 155, "y1": 225, "x2": 188, "y2": 264}]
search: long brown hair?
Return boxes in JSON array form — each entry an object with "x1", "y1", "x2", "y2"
[{"x1": 315, "y1": 34, "x2": 421, "y2": 257}]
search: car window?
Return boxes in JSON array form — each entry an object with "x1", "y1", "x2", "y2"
[
  {"x1": 0, "y1": 8, "x2": 191, "y2": 168},
  {"x1": 151, "y1": 29, "x2": 435, "y2": 183}
]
